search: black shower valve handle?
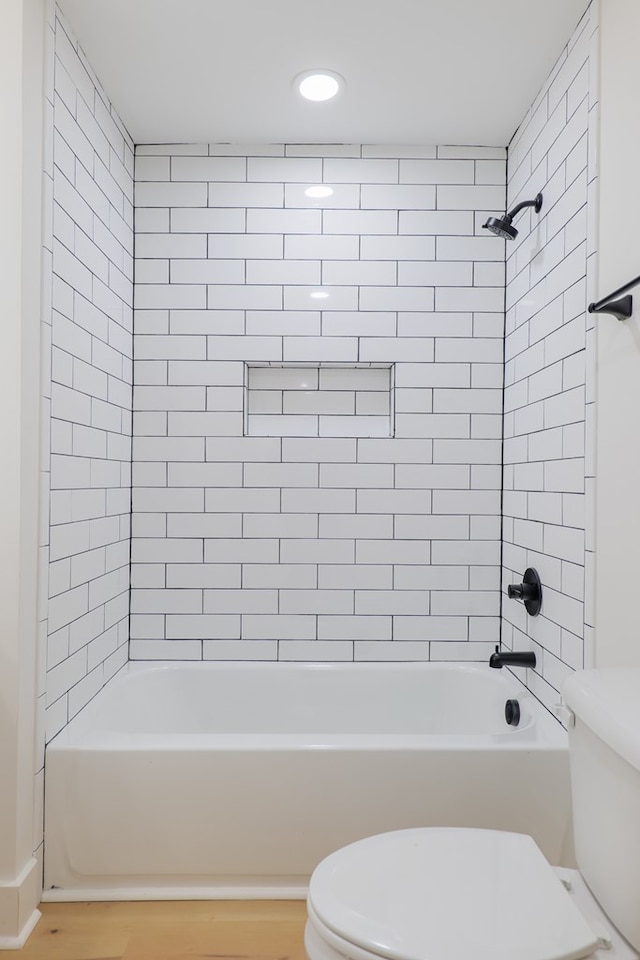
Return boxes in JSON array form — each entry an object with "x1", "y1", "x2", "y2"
[
  {"x1": 507, "y1": 568, "x2": 542, "y2": 617},
  {"x1": 507, "y1": 581, "x2": 536, "y2": 602}
]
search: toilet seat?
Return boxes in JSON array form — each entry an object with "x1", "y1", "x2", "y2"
[{"x1": 307, "y1": 828, "x2": 600, "y2": 960}]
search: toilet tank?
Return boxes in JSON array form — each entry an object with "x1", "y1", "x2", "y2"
[{"x1": 563, "y1": 668, "x2": 640, "y2": 951}]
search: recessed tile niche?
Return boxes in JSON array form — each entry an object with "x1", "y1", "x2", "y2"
[{"x1": 245, "y1": 364, "x2": 395, "y2": 438}]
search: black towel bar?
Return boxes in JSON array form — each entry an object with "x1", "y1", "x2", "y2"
[{"x1": 588, "y1": 273, "x2": 640, "y2": 321}]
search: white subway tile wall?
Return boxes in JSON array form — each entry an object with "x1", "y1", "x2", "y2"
[
  {"x1": 502, "y1": 3, "x2": 598, "y2": 710},
  {"x1": 131, "y1": 144, "x2": 506, "y2": 661},
  {"x1": 44, "y1": 9, "x2": 134, "y2": 741}
]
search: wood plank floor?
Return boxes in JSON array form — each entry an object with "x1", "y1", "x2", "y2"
[{"x1": 5, "y1": 901, "x2": 308, "y2": 960}]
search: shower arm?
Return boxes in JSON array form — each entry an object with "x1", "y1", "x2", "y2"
[{"x1": 505, "y1": 194, "x2": 543, "y2": 221}]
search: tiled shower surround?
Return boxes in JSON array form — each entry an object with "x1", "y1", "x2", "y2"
[
  {"x1": 501, "y1": 3, "x2": 597, "y2": 710},
  {"x1": 41, "y1": 1, "x2": 600, "y2": 736},
  {"x1": 43, "y1": 9, "x2": 134, "y2": 740},
  {"x1": 131, "y1": 146, "x2": 507, "y2": 661}
]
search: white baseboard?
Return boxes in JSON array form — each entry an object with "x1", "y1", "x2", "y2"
[
  {"x1": 0, "y1": 858, "x2": 41, "y2": 950},
  {"x1": 42, "y1": 883, "x2": 307, "y2": 901}
]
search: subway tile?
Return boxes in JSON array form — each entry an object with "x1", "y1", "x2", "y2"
[
  {"x1": 282, "y1": 488, "x2": 355, "y2": 513},
  {"x1": 206, "y1": 437, "x2": 281, "y2": 461},
  {"x1": 243, "y1": 564, "x2": 317, "y2": 589},
  {"x1": 166, "y1": 614, "x2": 240, "y2": 640},
  {"x1": 284, "y1": 235, "x2": 359, "y2": 259},
  {"x1": 400, "y1": 210, "x2": 474, "y2": 235},
  {"x1": 322, "y1": 261, "x2": 397, "y2": 287},
  {"x1": 360, "y1": 184, "x2": 435, "y2": 209},
  {"x1": 359, "y1": 287, "x2": 435, "y2": 313},
  {"x1": 357, "y1": 438, "x2": 433, "y2": 463},
  {"x1": 398, "y1": 261, "x2": 473, "y2": 288},
  {"x1": 129, "y1": 639, "x2": 202, "y2": 659},
  {"x1": 171, "y1": 156, "x2": 246, "y2": 181},
  {"x1": 278, "y1": 640, "x2": 354, "y2": 661},
  {"x1": 246, "y1": 260, "x2": 321, "y2": 285},
  {"x1": 395, "y1": 565, "x2": 468, "y2": 590},
  {"x1": 135, "y1": 283, "x2": 206, "y2": 310},
  {"x1": 207, "y1": 285, "x2": 283, "y2": 311},
  {"x1": 283, "y1": 337, "x2": 358, "y2": 362},
  {"x1": 209, "y1": 182, "x2": 283, "y2": 207},
  {"x1": 134, "y1": 155, "x2": 170, "y2": 181},
  {"x1": 279, "y1": 591, "x2": 354, "y2": 615},
  {"x1": 204, "y1": 487, "x2": 280, "y2": 512},
  {"x1": 130, "y1": 589, "x2": 202, "y2": 614},
  {"x1": 393, "y1": 615, "x2": 467, "y2": 641},
  {"x1": 247, "y1": 208, "x2": 321, "y2": 234},
  {"x1": 285, "y1": 182, "x2": 360, "y2": 209},
  {"x1": 248, "y1": 157, "x2": 322, "y2": 182},
  {"x1": 356, "y1": 489, "x2": 432, "y2": 514},
  {"x1": 323, "y1": 209, "x2": 398, "y2": 235},
  {"x1": 203, "y1": 589, "x2": 278, "y2": 614},
  {"x1": 248, "y1": 414, "x2": 318, "y2": 437},
  {"x1": 136, "y1": 181, "x2": 207, "y2": 207},
  {"x1": 396, "y1": 464, "x2": 468, "y2": 489},
  {"x1": 355, "y1": 590, "x2": 429, "y2": 615},
  {"x1": 242, "y1": 513, "x2": 318, "y2": 538},
  {"x1": 394, "y1": 363, "x2": 470, "y2": 389},
  {"x1": 243, "y1": 462, "x2": 318, "y2": 487},
  {"x1": 171, "y1": 207, "x2": 245, "y2": 232},
  {"x1": 169, "y1": 360, "x2": 244, "y2": 385},
  {"x1": 170, "y1": 311, "x2": 244, "y2": 335},
  {"x1": 323, "y1": 158, "x2": 398, "y2": 183},
  {"x1": 242, "y1": 615, "x2": 316, "y2": 640},
  {"x1": 283, "y1": 286, "x2": 359, "y2": 312},
  {"x1": 360, "y1": 235, "x2": 435, "y2": 260},
  {"x1": 208, "y1": 233, "x2": 283, "y2": 259},
  {"x1": 203, "y1": 639, "x2": 278, "y2": 660},
  {"x1": 353, "y1": 640, "x2": 430, "y2": 661},
  {"x1": 320, "y1": 463, "x2": 394, "y2": 488},
  {"x1": 282, "y1": 391, "x2": 356, "y2": 415},
  {"x1": 319, "y1": 416, "x2": 389, "y2": 438},
  {"x1": 319, "y1": 514, "x2": 394, "y2": 539},
  {"x1": 320, "y1": 616, "x2": 391, "y2": 641}
]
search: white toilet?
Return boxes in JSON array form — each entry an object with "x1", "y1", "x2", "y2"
[{"x1": 306, "y1": 668, "x2": 640, "y2": 960}]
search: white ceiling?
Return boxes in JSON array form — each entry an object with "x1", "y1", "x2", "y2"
[{"x1": 58, "y1": 0, "x2": 590, "y2": 147}]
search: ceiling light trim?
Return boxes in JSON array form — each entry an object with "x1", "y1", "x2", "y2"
[{"x1": 295, "y1": 69, "x2": 344, "y2": 102}]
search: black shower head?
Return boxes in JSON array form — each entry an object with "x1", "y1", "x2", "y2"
[
  {"x1": 484, "y1": 214, "x2": 518, "y2": 241},
  {"x1": 483, "y1": 192, "x2": 543, "y2": 241}
]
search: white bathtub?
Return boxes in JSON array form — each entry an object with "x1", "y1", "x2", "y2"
[{"x1": 43, "y1": 661, "x2": 571, "y2": 901}]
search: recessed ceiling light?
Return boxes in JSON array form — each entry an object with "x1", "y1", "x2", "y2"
[
  {"x1": 295, "y1": 70, "x2": 343, "y2": 102},
  {"x1": 305, "y1": 186, "x2": 334, "y2": 198},
  {"x1": 310, "y1": 290, "x2": 330, "y2": 300}
]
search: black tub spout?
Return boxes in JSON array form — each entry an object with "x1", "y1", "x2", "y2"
[{"x1": 489, "y1": 645, "x2": 537, "y2": 669}]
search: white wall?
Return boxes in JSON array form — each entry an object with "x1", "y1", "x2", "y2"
[
  {"x1": 0, "y1": 0, "x2": 45, "y2": 946},
  {"x1": 131, "y1": 145, "x2": 506, "y2": 662},
  {"x1": 42, "y1": 8, "x2": 134, "y2": 743},
  {"x1": 594, "y1": 0, "x2": 640, "y2": 667},
  {"x1": 501, "y1": 3, "x2": 599, "y2": 711}
]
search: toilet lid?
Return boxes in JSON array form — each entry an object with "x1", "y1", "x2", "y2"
[{"x1": 308, "y1": 829, "x2": 600, "y2": 960}]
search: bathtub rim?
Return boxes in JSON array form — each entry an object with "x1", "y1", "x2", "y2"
[{"x1": 45, "y1": 659, "x2": 566, "y2": 751}]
